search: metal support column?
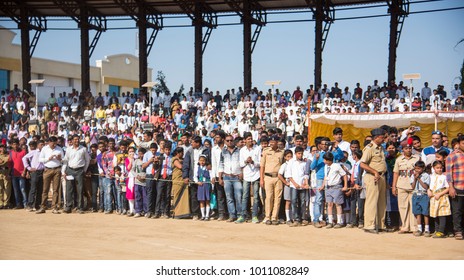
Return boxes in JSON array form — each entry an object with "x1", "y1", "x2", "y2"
[
  {"x1": 19, "y1": 7, "x2": 32, "y2": 92},
  {"x1": 138, "y1": 12, "x2": 148, "y2": 89},
  {"x1": 194, "y1": 2, "x2": 203, "y2": 93},
  {"x1": 243, "y1": 1, "x2": 252, "y2": 93},
  {"x1": 387, "y1": 0, "x2": 409, "y2": 84},
  {"x1": 310, "y1": 0, "x2": 334, "y2": 89},
  {"x1": 80, "y1": 8, "x2": 90, "y2": 92}
]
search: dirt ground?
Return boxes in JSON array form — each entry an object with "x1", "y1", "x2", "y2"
[{"x1": 0, "y1": 210, "x2": 463, "y2": 260}]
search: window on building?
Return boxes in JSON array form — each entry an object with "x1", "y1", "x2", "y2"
[
  {"x1": 0, "y1": 69, "x2": 10, "y2": 93},
  {"x1": 109, "y1": 84, "x2": 120, "y2": 97}
]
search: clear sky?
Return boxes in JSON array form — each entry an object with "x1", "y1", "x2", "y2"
[{"x1": 1, "y1": 0, "x2": 463, "y2": 94}]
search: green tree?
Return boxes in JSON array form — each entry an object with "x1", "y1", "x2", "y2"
[{"x1": 154, "y1": 71, "x2": 170, "y2": 95}]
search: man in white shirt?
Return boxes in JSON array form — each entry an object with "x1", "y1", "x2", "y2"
[
  {"x1": 237, "y1": 132, "x2": 261, "y2": 223},
  {"x1": 37, "y1": 136, "x2": 64, "y2": 214},
  {"x1": 285, "y1": 146, "x2": 309, "y2": 226},
  {"x1": 211, "y1": 131, "x2": 227, "y2": 220},
  {"x1": 62, "y1": 134, "x2": 90, "y2": 214}
]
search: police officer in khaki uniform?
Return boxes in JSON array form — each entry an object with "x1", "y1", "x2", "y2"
[
  {"x1": 360, "y1": 128, "x2": 387, "y2": 233},
  {"x1": 0, "y1": 144, "x2": 11, "y2": 209},
  {"x1": 260, "y1": 135, "x2": 284, "y2": 225},
  {"x1": 392, "y1": 142, "x2": 420, "y2": 233}
]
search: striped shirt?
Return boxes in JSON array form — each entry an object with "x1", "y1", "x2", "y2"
[{"x1": 446, "y1": 149, "x2": 464, "y2": 190}]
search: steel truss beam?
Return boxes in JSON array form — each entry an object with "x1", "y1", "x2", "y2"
[
  {"x1": 0, "y1": 1, "x2": 47, "y2": 91},
  {"x1": 387, "y1": 0, "x2": 409, "y2": 83}
]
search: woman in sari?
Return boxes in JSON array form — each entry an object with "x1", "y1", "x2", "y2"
[{"x1": 171, "y1": 147, "x2": 190, "y2": 218}]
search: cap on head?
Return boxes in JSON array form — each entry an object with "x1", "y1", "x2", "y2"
[{"x1": 371, "y1": 128, "x2": 386, "y2": 137}]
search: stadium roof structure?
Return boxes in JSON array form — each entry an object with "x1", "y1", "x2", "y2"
[
  {"x1": 1, "y1": 1, "x2": 383, "y2": 17},
  {"x1": 0, "y1": 0, "x2": 407, "y2": 95}
]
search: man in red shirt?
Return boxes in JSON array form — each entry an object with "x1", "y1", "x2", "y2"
[
  {"x1": 293, "y1": 86, "x2": 303, "y2": 101},
  {"x1": 9, "y1": 139, "x2": 27, "y2": 208}
]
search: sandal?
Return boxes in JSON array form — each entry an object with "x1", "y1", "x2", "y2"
[{"x1": 455, "y1": 232, "x2": 463, "y2": 240}]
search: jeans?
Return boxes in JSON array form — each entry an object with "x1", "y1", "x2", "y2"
[
  {"x1": 92, "y1": 175, "x2": 102, "y2": 210},
  {"x1": 224, "y1": 175, "x2": 243, "y2": 219},
  {"x1": 112, "y1": 179, "x2": 122, "y2": 212},
  {"x1": 189, "y1": 182, "x2": 200, "y2": 216},
  {"x1": 312, "y1": 180, "x2": 325, "y2": 223},
  {"x1": 134, "y1": 184, "x2": 148, "y2": 214},
  {"x1": 102, "y1": 177, "x2": 114, "y2": 212},
  {"x1": 241, "y1": 179, "x2": 260, "y2": 218},
  {"x1": 451, "y1": 189, "x2": 464, "y2": 233},
  {"x1": 291, "y1": 188, "x2": 307, "y2": 222},
  {"x1": 12, "y1": 176, "x2": 27, "y2": 207},
  {"x1": 28, "y1": 170, "x2": 43, "y2": 209}
]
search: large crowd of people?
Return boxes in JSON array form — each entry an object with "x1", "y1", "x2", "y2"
[{"x1": 0, "y1": 80, "x2": 463, "y2": 241}]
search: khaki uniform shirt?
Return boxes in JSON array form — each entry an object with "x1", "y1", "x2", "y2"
[
  {"x1": 393, "y1": 154, "x2": 420, "y2": 190},
  {"x1": 0, "y1": 153, "x2": 9, "y2": 174},
  {"x1": 260, "y1": 147, "x2": 284, "y2": 174},
  {"x1": 361, "y1": 142, "x2": 387, "y2": 174}
]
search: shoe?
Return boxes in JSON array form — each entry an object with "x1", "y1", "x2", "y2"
[
  {"x1": 384, "y1": 228, "x2": 397, "y2": 233},
  {"x1": 145, "y1": 213, "x2": 152, "y2": 218},
  {"x1": 313, "y1": 222, "x2": 322, "y2": 228},
  {"x1": 358, "y1": 224, "x2": 364, "y2": 229},
  {"x1": 104, "y1": 211, "x2": 112, "y2": 214},
  {"x1": 77, "y1": 210, "x2": 85, "y2": 214},
  {"x1": 134, "y1": 213, "x2": 142, "y2": 218},
  {"x1": 448, "y1": 232, "x2": 455, "y2": 238},
  {"x1": 92, "y1": 209, "x2": 98, "y2": 213},
  {"x1": 122, "y1": 210, "x2": 127, "y2": 215},
  {"x1": 235, "y1": 216, "x2": 245, "y2": 224},
  {"x1": 290, "y1": 221, "x2": 301, "y2": 227},
  {"x1": 192, "y1": 215, "x2": 199, "y2": 221},
  {"x1": 52, "y1": 209, "x2": 61, "y2": 214},
  {"x1": 326, "y1": 223, "x2": 334, "y2": 229},
  {"x1": 455, "y1": 232, "x2": 463, "y2": 240},
  {"x1": 413, "y1": 230, "x2": 423, "y2": 237},
  {"x1": 320, "y1": 220, "x2": 327, "y2": 226},
  {"x1": 423, "y1": 231, "x2": 431, "y2": 237},
  {"x1": 63, "y1": 209, "x2": 72, "y2": 214},
  {"x1": 272, "y1": 220, "x2": 279, "y2": 225},
  {"x1": 127, "y1": 213, "x2": 134, "y2": 217},
  {"x1": 286, "y1": 221, "x2": 293, "y2": 226},
  {"x1": 264, "y1": 220, "x2": 272, "y2": 225},
  {"x1": 433, "y1": 232, "x2": 446, "y2": 238},
  {"x1": 35, "y1": 208, "x2": 46, "y2": 214},
  {"x1": 301, "y1": 220, "x2": 309, "y2": 226},
  {"x1": 334, "y1": 223, "x2": 343, "y2": 229},
  {"x1": 252, "y1": 217, "x2": 259, "y2": 224},
  {"x1": 364, "y1": 229, "x2": 378, "y2": 234},
  {"x1": 201, "y1": 217, "x2": 205, "y2": 221},
  {"x1": 152, "y1": 214, "x2": 160, "y2": 219},
  {"x1": 98, "y1": 209, "x2": 104, "y2": 213},
  {"x1": 26, "y1": 207, "x2": 34, "y2": 212},
  {"x1": 346, "y1": 224, "x2": 354, "y2": 228},
  {"x1": 217, "y1": 215, "x2": 224, "y2": 221},
  {"x1": 226, "y1": 217, "x2": 236, "y2": 223},
  {"x1": 204, "y1": 217, "x2": 210, "y2": 221}
]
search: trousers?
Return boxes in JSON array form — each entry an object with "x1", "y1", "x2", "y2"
[{"x1": 363, "y1": 174, "x2": 386, "y2": 230}]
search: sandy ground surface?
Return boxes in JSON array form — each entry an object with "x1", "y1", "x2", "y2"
[{"x1": 0, "y1": 209, "x2": 463, "y2": 260}]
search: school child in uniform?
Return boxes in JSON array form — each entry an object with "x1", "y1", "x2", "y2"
[
  {"x1": 321, "y1": 152, "x2": 348, "y2": 228},
  {"x1": 347, "y1": 150, "x2": 365, "y2": 228},
  {"x1": 340, "y1": 152, "x2": 352, "y2": 226},
  {"x1": 286, "y1": 147, "x2": 309, "y2": 227},
  {"x1": 196, "y1": 154, "x2": 212, "y2": 221},
  {"x1": 411, "y1": 160, "x2": 431, "y2": 237},
  {"x1": 134, "y1": 148, "x2": 147, "y2": 218},
  {"x1": 428, "y1": 161, "x2": 451, "y2": 238},
  {"x1": 114, "y1": 166, "x2": 126, "y2": 215},
  {"x1": 278, "y1": 150, "x2": 294, "y2": 226},
  {"x1": 434, "y1": 149, "x2": 454, "y2": 237}
]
